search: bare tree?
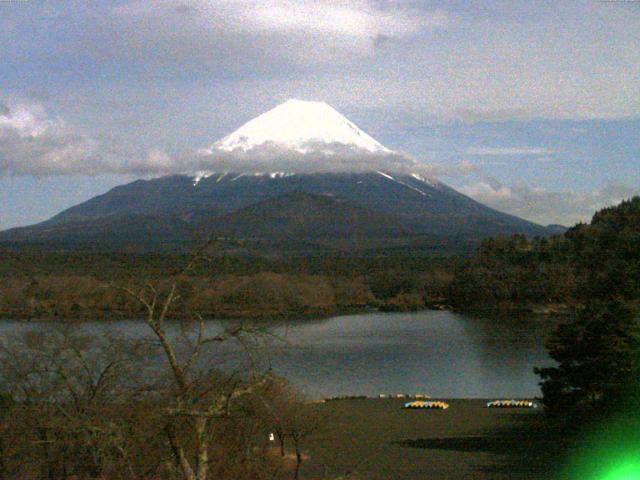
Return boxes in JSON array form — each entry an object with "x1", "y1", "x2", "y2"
[
  {"x1": 0, "y1": 327, "x2": 152, "y2": 479},
  {"x1": 120, "y1": 247, "x2": 272, "y2": 480},
  {"x1": 0, "y1": 243, "x2": 296, "y2": 480},
  {"x1": 258, "y1": 377, "x2": 320, "y2": 480}
]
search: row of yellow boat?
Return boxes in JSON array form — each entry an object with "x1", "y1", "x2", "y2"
[
  {"x1": 486, "y1": 400, "x2": 536, "y2": 408},
  {"x1": 403, "y1": 400, "x2": 537, "y2": 410},
  {"x1": 403, "y1": 401, "x2": 449, "y2": 409}
]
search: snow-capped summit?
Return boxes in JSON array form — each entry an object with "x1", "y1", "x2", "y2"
[{"x1": 214, "y1": 99, "x2": 391, "y2": 154}]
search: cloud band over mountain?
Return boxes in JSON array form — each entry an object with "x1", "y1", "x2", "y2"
[{"x1": 0, "y1": 100, "x2": 426, "y2": 178}]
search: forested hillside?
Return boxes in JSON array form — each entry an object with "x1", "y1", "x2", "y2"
[
  {"x1": 4, "y1": 197, "x2": 638, "y2": 320},
  {"x1": 450, "y1": 197, "x2": 640, "y2": 312},
  {"x1": 0, "y1": 251, "x2": 453, "y2": 320}
]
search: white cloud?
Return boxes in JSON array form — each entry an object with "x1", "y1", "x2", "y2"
[
  {"x1": 114, "y1": 0, "x2": 446, "y2": 38},
  {"x1": 3, "y1": 0, "x2": 639, "y2": 123},
  {"x1": 111, "y1": 0, "x2": 449, "y2": 66},
  {"x1": 460, "y1": 181, "x2": 514, "y2": 200},
  {"x1": 460, "y1": 180, "x2": 639, "y2": 226},
  {"x1": 125, "y1": 143, "x2": 421, "y2": 176},
  {"x1": 464, "y1": 146, "x2": 554, "y2": 156},
  {"x1": 0, "y1": 102, "x2": 104, "y2": 176},
  {"x1": 448, "y1": 108, "x2": 534, "y2": 123}
]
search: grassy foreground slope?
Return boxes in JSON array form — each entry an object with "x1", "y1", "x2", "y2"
[{"x1": 303, "y1": 399, "x2": 566, "y2": 480}]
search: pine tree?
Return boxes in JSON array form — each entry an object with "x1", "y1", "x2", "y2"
[{"x1": 535, "y1": 300, "x2": 640, "y2": 415}]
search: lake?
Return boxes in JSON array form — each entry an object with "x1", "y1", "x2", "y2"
[{"x1": 0, "y1": 310, "x2": 555, "y2": 399}]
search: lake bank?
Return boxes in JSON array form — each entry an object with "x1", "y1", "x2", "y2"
[
  {"x1": 0, "y1": 296, "x2": 569, "y2": 323},
  {"x1": 451, "y1": 302, "x2": 573, "y2": 318}
]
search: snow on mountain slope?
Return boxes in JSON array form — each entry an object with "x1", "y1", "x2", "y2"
[{"x1": 214, "y1": 99, "x2": 391, "y2": 154}]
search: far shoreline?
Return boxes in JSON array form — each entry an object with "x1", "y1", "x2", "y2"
[{"x1": 0, "y1": 302, "x2": 572, "y2": 323}]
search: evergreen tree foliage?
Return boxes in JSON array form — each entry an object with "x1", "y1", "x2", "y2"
[
  {"x1": 535, "y1": 300, "x2": 640, "y2": 415},
  {"x1": 450, "y1": 196, "x2": 640, "y2": 311}
]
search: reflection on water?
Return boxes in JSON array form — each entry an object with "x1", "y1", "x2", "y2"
[
  {"x1": 265, "y1": 311, "x2": 554, "y2": 398},
  {"x1": 0, "y1": 311, "x2": 555, "y2": 399}
]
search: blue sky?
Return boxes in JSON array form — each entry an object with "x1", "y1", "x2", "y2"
[{"x1": 0, "y1": 0, "x2": 638, "y2": 228}]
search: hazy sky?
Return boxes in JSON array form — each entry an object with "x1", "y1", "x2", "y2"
[{"x1": 1, "y1": 0, "x2": 639, "y2": 228}]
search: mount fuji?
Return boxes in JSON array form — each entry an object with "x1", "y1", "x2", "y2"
[
  {"x1": 213, "y1": 99, "x2": 390, "y2": 154},
  {"x1": 0, "y1": 100, "x2": 553, "y2": 254}
]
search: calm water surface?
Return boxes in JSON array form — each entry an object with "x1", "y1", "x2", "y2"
[{"x1": 0, "y1": 311, "x2": 554, "y2": 399}]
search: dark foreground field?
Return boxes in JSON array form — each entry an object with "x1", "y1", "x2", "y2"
[{"x1": 302, "y1": 399, "x2": 566, "y2": 480}]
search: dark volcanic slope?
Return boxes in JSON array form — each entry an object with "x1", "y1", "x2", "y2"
[
  {"x1": 0, "y1": 172, "x2": 551, "y2": 252},
  {"x1": 207, "y1": 191, "x2": 409, "y2": 239},
  {"x1": 0, "y1": 214, "x2": 193, "y2": 250}
]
